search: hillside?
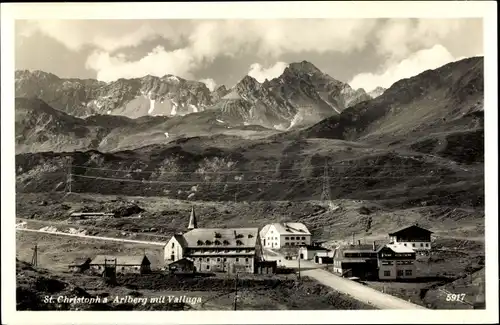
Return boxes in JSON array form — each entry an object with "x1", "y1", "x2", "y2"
[
  {"x1": 14, "y1": 97, "x2": 279, "y2": 154},
  {"x1": 291, "y1": 57, "x2": 484, "y2": 144}
]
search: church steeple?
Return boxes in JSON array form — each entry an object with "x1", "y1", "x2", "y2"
[{"x1": 188, "y1": 206, "x2": 197, "y2": 230}]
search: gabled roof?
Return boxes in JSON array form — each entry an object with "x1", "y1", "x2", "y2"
[
  {"x1": 90, "y1": 255, "x2": 150, "y2": 266},
  {"x1": 388, "y1": 224, "x2": 433, "y2": 236},
  {"x1": 175, "y1": 228, "x2": 259, "y2": 248},
  {"x1": 261, "y1": 222, "x2": 311, "y2": 236},
  {"x1": 383, "y1": 244, "x2": 416, "y2": 254},
  {"x1": 69, "y1": 257, "x2": 91, "y2": 266}
]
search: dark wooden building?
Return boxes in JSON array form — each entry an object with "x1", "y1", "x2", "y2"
[
  {"x1": 256, "y1": 260, "x2": 277, "y2": 274},
  {"x1": 332, "y1": 243, "x2": 379, "y2": 280},
  {"x1": 388, "y1": 224, "x2": 433, "y2": 251},
  {"x1": 166, "y1": 258, "x2": 195, "y2": 274},
  {"x1": 68, "y1": 257, "x2": 91, "y2": 273},
  {"x1": 377, "y1": 244, "x2": 417, "y2": 280}
]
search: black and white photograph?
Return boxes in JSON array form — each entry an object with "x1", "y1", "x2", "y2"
[{"x1": 1, "y1": 2, "x2": 498, "y2": 324}]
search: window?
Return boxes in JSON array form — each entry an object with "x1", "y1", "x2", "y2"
[
  {"x1": 199, "y1": 257, "x2": 202, "y2": 261},
  {"x1": 404, "y1": 243, "x2": 407, "y2": 246},
  {"x1": 405, "y1": 270, "x2": 413, "y2": 276},
  {"x1": 384, "y1": 270, "x2": 391, "y2": 276},
  {"x1": 206, "y1": 265, "x2": 210, "y2": 270},
  {"x1": 217, "y1": 258, "x2": 220, "y2": 262},
  {"x1": 420, "y1": 243, "x2": 423, "y2": 247},
  {"x1": 285, "y1": 237, "x2": 289, "y2": 240},
  {"x1": 236, "y1": 258, "x2": 239, "y2": 262},
  {"x1": 301, "y1": 242, "x2": 305, "y2": 245},
  {"x1": 397, "y1": 270, "x2": 404, "y2": 276},
  {"x1": 223, "y1": 258, "x2": 227, "y2": 262},
  {"x1": 121, "y1": 267, "x2": 125, "y2": 270},
  {"x1": 172, "y1": 242, "x2": 175, "y2": 248},
  {"x1": 206, "y1": 258, "x2": 210, "y2": 262},
  {"x1": 245, "y1": 258, "x2": 249, "y2": 263},
  {"x1": 170, "y1": 254, "x2": 174, "y2": 260},
  {"x1": 197, "y1": 240, "x2": 203, "y2": 245},
  {"x1": 285, "y1": 243, "x2": 289, "y2": 246},
  {"x1": 301, "y1": 237, "x2": 305, "y2": 240},
  {"x1": 412, "y1": 243, "x2": 415, "y2": 247},
  {"x1": 291, "y1": 243, "x2": 295, "y2": 246},
  {"x1": 426, "y1": 243, "x2": 429, "y2": 247}
]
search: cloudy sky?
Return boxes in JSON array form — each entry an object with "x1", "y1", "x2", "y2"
[{"x1": 15, "y1": 18, "x2": 483, "y2": 92}]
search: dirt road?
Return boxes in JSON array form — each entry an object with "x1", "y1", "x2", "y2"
[
  {"x1": 264, "y1": 249, "x2": 426, "y2": 310},
  {"x1": 16, "y1": 228, "x2": 165, "y2": 246}
]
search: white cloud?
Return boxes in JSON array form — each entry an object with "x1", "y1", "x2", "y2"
[
  {"x1": 85, "y1": 46, "x2": 197, "y2": 82},
  {"x1": 248, "y1": 62, "x2": 288, "y2": 82},
  {"x1": 349, "y1": 44, "x2": 463, "y2": 92},
  {"x1": 199, "y1": 78, "x2": 217, "y2": 91}
]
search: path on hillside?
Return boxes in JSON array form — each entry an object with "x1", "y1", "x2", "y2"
[
  {"x1": 16, "y1": 228, "x2": 165, "y2": 246},
  {"x1": 264, "y1": 249, "x2": 426, "y2": 310}
]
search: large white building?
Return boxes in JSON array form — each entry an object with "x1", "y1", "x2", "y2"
[
  {"x1": 259, "y1": 222, "x2": 311, "y2": 249},
  {"x1": 164, "y1": 207, "x2": 262, "y2": 274}
]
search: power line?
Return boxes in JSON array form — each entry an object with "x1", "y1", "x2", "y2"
[
  {"x1": 69, "y1": 173, "x2": 464, "y2": 185},
  {"x1": 70, "y1": 164, "x2": 463, "y2": 175}
]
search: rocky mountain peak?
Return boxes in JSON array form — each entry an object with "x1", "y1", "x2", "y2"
[{"x1": 288, "y1": 60, "x2": 322, "y2": 74}]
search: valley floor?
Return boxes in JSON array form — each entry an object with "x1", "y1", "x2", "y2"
[{"x1": 14, "y1": 192, "x2": 485, "y2": 310}]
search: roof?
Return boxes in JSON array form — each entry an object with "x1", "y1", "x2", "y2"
[
  {"x1": 336, "y1": 259, "x2": 368, "y2": 263},
  {"x1": 299, "y1": 245, "x2": 330, "y2": 251},
  {"x1": 68, "y1": 257, "x2": 91, "y2": 266},
  {"x1": 167, "y1": 258, "x2": 194, "y2": 266},
  {"x1": 174, "y1": 228, "x2": 259, "y2": 248},
  {"x1": 383, "y1": 244, "x2": 416, "y2": 253},
  {"x1": 90, "y1": 255, "x2": 150, "y2": 266},
  {"x1": 261, "y1": 222, "x2": 311, "y2": 236},
  {"x1": 388, "y1": 224, "x2": 433, "y2": 236}
]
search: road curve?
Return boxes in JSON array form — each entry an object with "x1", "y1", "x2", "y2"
[
  {"x1": 16, "y1": 228, "x2": 165, "y2": 246},
  {"x1": 302, "y1": 267, "x2": 427, "y2": 309}
]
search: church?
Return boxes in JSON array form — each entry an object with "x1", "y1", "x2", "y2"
[{"x1": 163, "y1": 207, "x2": 263, "y2": 274}]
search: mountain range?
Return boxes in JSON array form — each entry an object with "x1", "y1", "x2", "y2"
[
  {"x1": 15, "y1": 56, "x2": 484, "y2": 208},
  {"x1": 15, "y1": 61, "x2": 377, "y2": 131}
]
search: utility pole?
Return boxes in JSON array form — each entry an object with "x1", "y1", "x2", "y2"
[
  {"x1": 297, "y1": 248, "x2": 301, "y2": 281},
  {"x1": 66, "y1": 157, "x2": 72, "y2": 194},
  {"x1": 320, "y1": 160, "x2": 331, "y2": 202},
  {"x1": 31, "y1": 244, "x2": 38, "y2": 267},
  {"x1": 233, "y1": 272, "x2": 238, "y2": 310}
]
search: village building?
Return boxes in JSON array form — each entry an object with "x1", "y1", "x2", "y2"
[
  {"x1": 259, "y1": 222, "x2": 311, "y2": 249},
  {"x1": 165, "y1": 257, "x2": 195, "y2": 274},
  {"x1": 332, "y1": 242, "x2": 379, "y2": 280},
  {"x1": 377, "y1": 244, "x2": 417, "y2": 280},
  {"x1": 163, "y1": 207, "x2": 262, "y2": 274},
  {"x1": 68, "y1": 257, "x2": 91, "y2": 273},
  {"x1": 388, "y1": 224, "x2": 433, "y2": 251},
  {"x1": 255, "y1": 260, "x2": 278, "y2": 274},
  {"x1": 89, "y1": 255, "x2": 152, "y2": 275},
  {"x1": 298, "y1": 244, "x2": 331, "y2": 260},
  {"x1": 314, "y1": 250, "x2": 335, "y2": 264}
]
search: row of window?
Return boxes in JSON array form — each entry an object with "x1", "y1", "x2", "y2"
[
  {"x1": 205, "y1": 264, "x2": 252, "y2": 270},
  {"x1": 383, "y1": 269, "x2": 413, "y2": 276},
  {"x1": 381, "y1": 260, "x2": 414, "y2": 266},
  {"x1": 402, "y1": 243, "x2": 430, "y2": 247},
  {"x1": 197, "y1": 257, "x2": 250, "y2": 263},
  {"x1": 284, "y1": 242, "x2": 305, "y2": 246},
  {"x1": 284, "y1": 236, "x2": 306, "y2": 240}
]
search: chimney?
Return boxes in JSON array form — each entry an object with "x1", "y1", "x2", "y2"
[
  {"x1": 187, "y1": 206, "x2": 197, "y2": 230},
  {"x1": 373, "y1": 241, "x2": 376, "y2": 251}
]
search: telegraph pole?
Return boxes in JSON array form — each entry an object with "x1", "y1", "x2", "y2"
[
  {"x1": 233, "y1": 272, "x2": 238, "y2": 310},
  {"x1": 31, "y1": 244, "x2": 38, "y2": 267}
]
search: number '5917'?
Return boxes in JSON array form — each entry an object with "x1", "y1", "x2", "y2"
[{"x1": 446, "y1": 293, "x2": 466, "y2": 302}]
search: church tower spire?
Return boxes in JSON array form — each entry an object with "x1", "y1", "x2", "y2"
[{"x1": 188, "y1": 206, "x2": 197, "y2": 230}]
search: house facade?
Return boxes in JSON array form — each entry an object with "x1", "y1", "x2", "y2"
[
  {"x1": 298, "y1": 245, "x2": 331, "y2": 260},
  {"x1": 377, "y1": 244, "x2": 417, "y2": 280},
  {"x1": 388, "y1": 224, "x2": 433, "y2": 251},
  {"x1": 259, "y1": 222, "x2": 311, "y2": 249},
  {"x1": 164, "y1": 207, "x2": 262, "y2": 274},
  {"x1": 89, "y1": 255, "x2": 152, "y2": 275},
  {"x1": 332, "y1": 243, "x2": 379, "y2": 280}
]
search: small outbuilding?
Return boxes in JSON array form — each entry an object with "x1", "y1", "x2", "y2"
[
  {"x1": 68, "y1": 257, "x2": 91, "y2": 273},
  {"x1": 255, "y1": 260, "x2": 277, "y2": 274},
  {"x1": 166, "y1": 258, "x2": 195, "y2": 274},
  {"x1": 298, "y1": 244, "x2": 331, "y2": 260},
  {"x1": 90, "y1": 255, "x2": 152, "y2": 275}
]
